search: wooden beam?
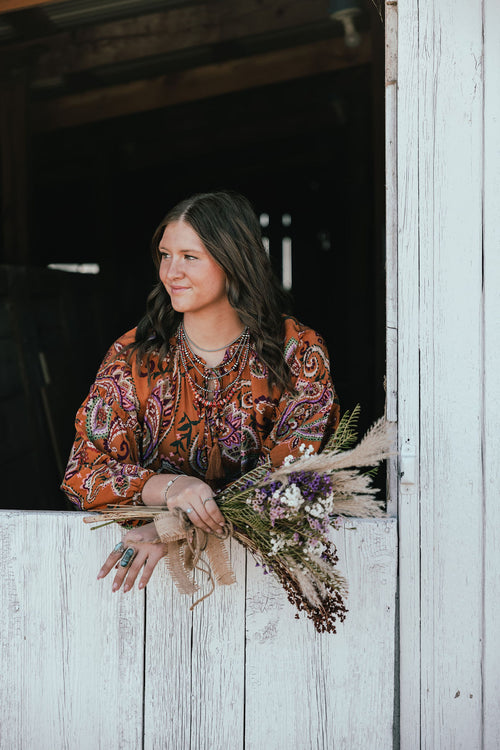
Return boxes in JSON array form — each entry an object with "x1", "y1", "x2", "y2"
[
  {"x1": 27, "y1": 0, "x2": 333, "y2": 79},
  {"x1": 0, "y1": 0, "x2": 66, "y2": 13},
  {"x1": 2, "y1": 6, "x2": 56, "y2": 36},
  {"x1": 33, "y1": 33, "x2": 372, "y2": 131}
]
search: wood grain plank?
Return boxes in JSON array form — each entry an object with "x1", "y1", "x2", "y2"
[
  {"x1": 0, "y1": 511, "x2": 144, "y2": 750},
  {"x1": 245, "y1": 519, "x2": 397, "y2": 750},
  {"x1": 417, "y1": 2, "x2": 484, "y2": 747},
  {"x1": 0, "y1": 0, "x2": 65, "y2": 12},
  {"x1": 32, "y1": 34, "x2": 372, "y2": 131},
  {"x1": 33, "y1": 0, "x2": 333, "y2": 79},
  {"x1": 384, "y1": 0, "x2": 398, "y2": 517},
  {"x1": 143, "y1": 559, "x2": 192, "y2": 750},
  {"x1": 321, "y1": 520, "x2": 397, "y2": 749},
  {"x1": 191, "y1": 539, "x2": 246, "y2": 750},
  {"x1": 395, "y1": 0, "x2": 421, "y2": 746},
  {"x1": 482, "y1": 0, "x2": 500, "y2": 746},
  {"x1": 144, "y1": 537, "x2": 246, "y2": 749}
]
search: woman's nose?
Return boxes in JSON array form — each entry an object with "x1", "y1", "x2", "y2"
[{"x1": 166, "y1": 257, "x2": 183, "y2": 279}]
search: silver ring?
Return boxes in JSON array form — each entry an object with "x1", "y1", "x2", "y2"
[
  {"x1": 185, "y1": 507, "x2": 193, "y2": 514},
  {"x1": 202, "y1": 497, "x2": 212, "y2": 506},
  {"x1": 113, "y1": 541, "x2": 125, "y2": 554}
]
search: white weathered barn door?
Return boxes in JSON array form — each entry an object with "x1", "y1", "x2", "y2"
[
  {"x1": 393, "y1": 0, "x2": 500, "y2": 748},
  {"x1": 0, "y1": 512, "x2": 396, "y2": 749}
]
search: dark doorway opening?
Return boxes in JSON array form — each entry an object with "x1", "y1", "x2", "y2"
[{"x1": 1, "y1": 11, "x2": 385, "y2": 509}]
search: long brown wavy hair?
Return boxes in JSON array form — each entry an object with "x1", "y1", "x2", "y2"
[{"x1": 131, "y1": 190, "x2": 293, "y2": 391}]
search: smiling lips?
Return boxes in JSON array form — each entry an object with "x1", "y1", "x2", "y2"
[{"x1": 170, "y1": 285, "x2": 190, "y2": 294}]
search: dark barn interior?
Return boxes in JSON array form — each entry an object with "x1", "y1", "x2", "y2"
[{"x1": 0, "y1": 0, "x2": 385, "y2": 510}]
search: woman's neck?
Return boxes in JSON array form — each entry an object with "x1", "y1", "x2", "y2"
[
  {"x1": 181, "y1": 311, "x2": 246, "y2": 367},
  {"x1": 182, "y1": 310, "x2": 244, "y2": 353}
]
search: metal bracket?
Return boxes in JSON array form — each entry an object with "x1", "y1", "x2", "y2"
[{"x1": 400, "y1": 443, "x2": 417, "y2": 493}]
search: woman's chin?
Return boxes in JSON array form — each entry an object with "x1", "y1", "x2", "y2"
[{"x1": 168, "y1": 297, "x2": 189, "y2": 313}]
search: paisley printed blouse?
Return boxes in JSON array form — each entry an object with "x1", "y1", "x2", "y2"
[{"x1": 62, "y1": 316, "x2": 339, "y2": 511}]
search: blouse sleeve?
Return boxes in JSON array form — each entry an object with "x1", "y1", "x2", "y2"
[
  {"x1": 61, "y1": 338, "x2": 156, "y2": 511},
  {"x1": 259, "y1": 323, "x2": 340, "y2": 468}
]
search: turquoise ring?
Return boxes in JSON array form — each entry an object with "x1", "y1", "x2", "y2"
[{"x1": 119, "y1": 547, "x2": 136, "y2": 567}]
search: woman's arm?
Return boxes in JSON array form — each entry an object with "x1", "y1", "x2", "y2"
[
  {"x1": 142, "y1": 473, "x2": 225, "y2": 533},
  {"x1": 62, "y1": 341, "x2": 225, "y2": 531},
  {"x1": 260, "y1": 325, "x2": 340, "y2": 467}
]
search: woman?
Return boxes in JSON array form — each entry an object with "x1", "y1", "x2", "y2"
[{"x1": 62, "y1": 190, "x2": 339, "y2": 594}]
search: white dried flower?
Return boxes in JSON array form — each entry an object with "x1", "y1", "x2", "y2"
[
  {"x1": 307, "y1": 503, "x2": 324, "y2": 519},
  {"x1": 269, "y1": 536, "x2": 286, "y2": 555},
  {"x1": 281, "y1": 484, "x2": 304, "y2": 509}
]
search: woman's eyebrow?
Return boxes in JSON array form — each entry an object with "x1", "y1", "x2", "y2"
[{"x1": 158, "y1": 245, "x2": 202, "y2": 253}]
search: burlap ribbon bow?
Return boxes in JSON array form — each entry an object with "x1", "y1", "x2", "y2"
[{"x1": 154, "y1": 508, "x2": 236, "y2": 608}]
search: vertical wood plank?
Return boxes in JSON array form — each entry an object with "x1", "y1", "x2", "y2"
[
  {"x1": 190, "y1": 539, "x2": 246, "y2": 750},
  {"x1": 321, "y1": 520, "x2": 397, "y2": 748},
  {"x1": 143, "y1": 564, "x2": 192, "y2": 750},
  {"x1": 385, "y1": 0, "x2": 399, "y2": 517},
  {"x1": 245, "y1": 519, "x2": 397, "y2": 750},
  {"x1": 144, "y1": 537, "x2": 246, "y2": 750},
  {"x1": 395, "y1": 0, "x2": 422, "y2": 747},
  {"x1": 0, "y1": 511, "x2": 144, "y2": 750},
  {"x1": 417, "y1": 2, "x2": 484, "y2": 747},
  {"x1": 482, "y1": 0, "x2": 500, "y2": 746}
]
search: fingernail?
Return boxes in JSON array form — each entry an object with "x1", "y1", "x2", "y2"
[
  {"x1": 123, "y1": 584, "x2": 130, "y2": 593},
  {"x1": 138, "y1": 582, "x2": 145, "y2": 590},
  {"x1": 97, "y1": 572, "x2": 103, "y2": 579},
  {"x1": 112, "y1": 583, "x2": 119, "y2": 592}
]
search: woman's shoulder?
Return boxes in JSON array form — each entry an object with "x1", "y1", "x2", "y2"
[
  {"x1": 282, "y1": 315, "x2": 328, "y2": 356},
  {"x1": 112, "y1": 326, "x2": 138, "y2": 353},
  {"x1": 103, "y1": 327, "x2": 173, "y2": 386},
  {"x1": 99, "y1": 327, "x2": 138, "y2": 368}
]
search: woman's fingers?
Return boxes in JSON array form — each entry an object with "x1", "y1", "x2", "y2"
[
  {"x1": 172, "y1": 486, "x2": 226, "y2": 533},
  {"x1": 97, "y1": 493, "x2": 226, "y2": 590},
  {"x1": 184, "y1": 506, "x2": 213, "y2": 535},
  {"x1": 111, "y1": 546, "x2": 140, "y2": 591},
  {"x1": 138, "y1": 548, "x2": 166, "y2": 590},
  {"x1": 120, "y1": 550, "x2": 147, "y2": 592},
  {"x1": 201, "y1": 497, "x2": 226, "y2": 528},
  {"x1": 98, "y1": 540, "x2": 167, "y2": 592},
  {"x1": 97, "y1": 543, "x2": 128, "y2": 580},
  {"x1": 193, "y1": 500, "x2": 225, "y2": 533},
  {"x1": 187, "y1": 497, "x2": 226, "y2": 534}
]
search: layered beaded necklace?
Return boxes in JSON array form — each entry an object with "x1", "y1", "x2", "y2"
[
  {"x1": 176, "y1": 322, "x2": 251, "y2": 409},
  {"x1": 176, "y1": 322, "x2": 251, "y2": 485}
]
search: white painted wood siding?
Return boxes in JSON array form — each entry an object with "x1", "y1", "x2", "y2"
[
  {"x1": 395, "y1": 0, "x2": 500, "y2": 748},
  {"x1": 483, "y1": 0, "x2": 500, "y2": 747},
  {"x1": 0, "y1": 512, "x2": 396, "y2": 750}
]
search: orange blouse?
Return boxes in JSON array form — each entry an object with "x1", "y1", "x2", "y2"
[{"x1": 62, "y1": 316, "x2": 339, "y2": 511}]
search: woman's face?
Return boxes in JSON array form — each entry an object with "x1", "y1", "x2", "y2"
[{"x1": 158, "y1": 220, "x2": 229, "y2": 318}]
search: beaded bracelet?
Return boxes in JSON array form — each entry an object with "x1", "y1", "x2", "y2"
[{"x1": 163, "y1": 475, "x2": 184, "y2": 506}]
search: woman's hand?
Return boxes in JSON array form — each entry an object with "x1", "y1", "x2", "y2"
[
  {"x1": 97, "y1": 522, "x2": 167, "y2": 593},
  {"x1": 165, "y1": 475, "x2": 226, "y2": 534}
]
